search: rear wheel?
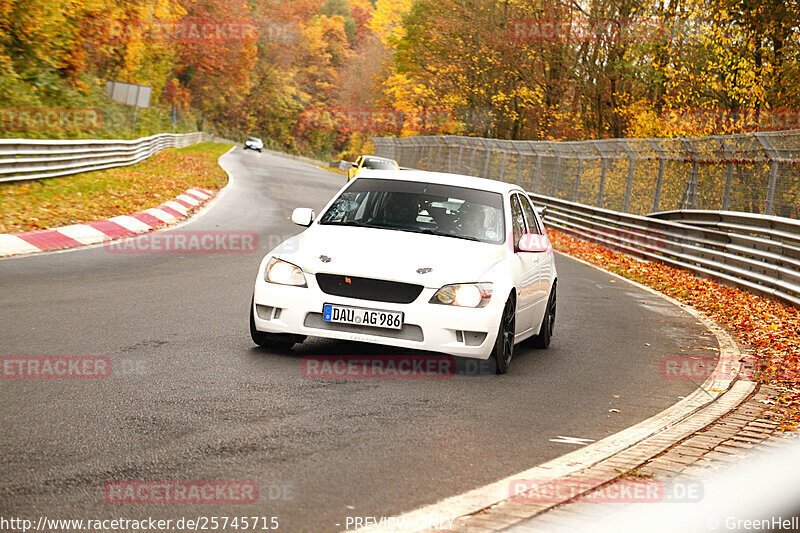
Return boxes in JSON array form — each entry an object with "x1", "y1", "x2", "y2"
[
  {"x1": 531, "y1": 282, "x2": 556, "y2": 349},
  {"x1": 491, "y1": 295, "x2": 516, "y2": 374},
  {"x1": 249, "y1": 296, "x2": 304, "y2": 349}
]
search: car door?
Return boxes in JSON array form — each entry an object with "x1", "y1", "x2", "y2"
[
  {"x1": 509, "y1": 193, "x2": 541, "y2": 337},
  {"x1": 519, "y1": 193, "x2": 550, "y2": 330}
]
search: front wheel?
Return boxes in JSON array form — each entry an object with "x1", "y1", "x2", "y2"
[
  {"x1": 249, "y1": 296, "x2": 304, "y2": 349},
  {"x1": 490, "y1": 295, "x2": 516, "y2": 374},
  {"x1": 531, "y1": 282, "x2": 556, "y2": 349}
]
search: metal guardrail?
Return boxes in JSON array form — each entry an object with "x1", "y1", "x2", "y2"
[
  {"x1": 649, "y1": 210, "x2": 800, "y2": 250},
  {"x1": 373, "y1": 130, "x2": 800, "y2": 218},
  {"x1": 529, "y1": 193, "x2": 800, "y2": 307},
  {"x1": 0, "y1": 132, "x2": 205, "y2": 183}
]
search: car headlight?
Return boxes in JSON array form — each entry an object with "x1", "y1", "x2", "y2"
[
  {"x1": 265, "y1": 257, "x2": 307, "y2": 287},
  {"x1": 430, "y1": 283, "x2": 493, "y2": 308}
]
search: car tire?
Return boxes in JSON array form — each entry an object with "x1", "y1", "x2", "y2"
[
  {"x1": 491, "y1": 294, "x2": 516, "y2": 374},
  {"x1": 531, "y1": 282, "x2": 556, "y2": 349},
  {"x1": 249, "y1": 296, "x2": 304, "y2": 349}
]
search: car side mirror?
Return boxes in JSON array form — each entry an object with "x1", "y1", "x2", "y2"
[
  {"x1": 516, "y1": 233, "x2": 551, "y2": 253},
  {"x1": 291, "y1": 207, "x2": 315, "y2": 227},
  {"x1": 351, "y1": 162, "x2": 358, "y2": 168},
  {"x1": 535, "y1": 206, "x2": 547, "y2": 220}
]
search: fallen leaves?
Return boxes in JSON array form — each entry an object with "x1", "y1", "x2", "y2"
[{"x1": 549, "y1": 229, "x2": 800, "y2": 430}]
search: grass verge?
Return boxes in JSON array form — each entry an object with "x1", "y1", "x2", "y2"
[
  {"x1": 549, "y1": 229, "x2": 799, "y2": 430},
  {"x1": 0, "y1": 142, "x2": 234, "y2": 233}
]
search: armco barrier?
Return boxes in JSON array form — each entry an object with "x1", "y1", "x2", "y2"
[
  {"x1": 528, "y1": 193, "x2": 800, "y2": 307},
  {"x1": 0, "y1": 132, "x2": 205, "y2": 183}
]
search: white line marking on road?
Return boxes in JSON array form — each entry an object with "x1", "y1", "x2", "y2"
[{"x1": 549, "y1": 436, "x2": 596, "y2": 445}]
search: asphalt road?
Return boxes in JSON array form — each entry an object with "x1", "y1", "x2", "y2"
[{"x1": 0, "y1": 148, "x2": 715, "y2": 532}]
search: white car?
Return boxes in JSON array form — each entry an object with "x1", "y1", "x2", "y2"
[
  {"x1": 244, "y1": 137, "x2": 263, "y2": 152},
  {"x1": 249, "y1": 170, "x2": 557, "y2": 373}
]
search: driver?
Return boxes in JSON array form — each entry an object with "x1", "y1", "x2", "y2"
[
  {"x1": 381, "y1": 192, "x2": 421, "y2": 227},
  {"x1": 457, "y1": 202, "x2": 487, "y2": 240}
]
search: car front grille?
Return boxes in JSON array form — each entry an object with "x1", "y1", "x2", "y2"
[{"x1": 315, "y1": 273, "x2": 424, "y2": 304}]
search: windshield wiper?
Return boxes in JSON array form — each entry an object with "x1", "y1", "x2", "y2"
[
  {"x1": 417, "y1": 229, "x2": 482, "y2": 242},
  {"x1": 320, "y1": 220, "x2": 374, "y2": 228}
]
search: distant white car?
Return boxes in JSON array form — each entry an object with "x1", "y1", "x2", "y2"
[
  {"x1": 244, "y1": 137, "x2": 263, "y2": 152},
  {"x1": 249, "y1": 170, "x2": 557, "y2": 373}
]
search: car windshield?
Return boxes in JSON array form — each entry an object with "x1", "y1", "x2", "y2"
[
  {"x1": 362, "y1": 159, "x2": 395, "y2": 170},
  {"x1": 319, "y1": 178, "x2": 505, "y2": 244},
  {"x1": 247, "y1": 137, "x2": 261, "y2": 143}
]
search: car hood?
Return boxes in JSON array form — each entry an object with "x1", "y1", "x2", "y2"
[{"x1": 273, "y1": 225, "x2": 507, "y2": 288}]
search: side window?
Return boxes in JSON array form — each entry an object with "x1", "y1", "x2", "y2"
[
  {"x1": 519, "y1": 194, "x2": 541, "y2": 234},
  {"x1": 510, "y1": 194, "x2": 526, "y2": 247}
]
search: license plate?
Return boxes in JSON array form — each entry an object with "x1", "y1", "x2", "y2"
[{"x1": 323, "y1": 303, "x2": 403, "y2": 330}]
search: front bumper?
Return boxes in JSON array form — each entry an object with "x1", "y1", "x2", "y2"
[{"x1": 252, "y1": 274, "x2": 502, "y2": 359}]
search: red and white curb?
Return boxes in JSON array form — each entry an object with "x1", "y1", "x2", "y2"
[{"x1": 0, "y1": 188, "x2": 215, "y2": 258}]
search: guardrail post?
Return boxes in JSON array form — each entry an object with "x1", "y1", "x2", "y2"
[
  {"x1": 470, "y1": 145, "x2": 479, "y2": 176},
  {"x1": 551, "y1": 155, "x2": 562, "y2": 197},
  {"x1": 679, "y1": 138, "x2": 700, "y2": 209},
  {"x1": 572, "y1": 158, "x2": 582, "y2": 201},
  {"x1": 647, "y1": 139, "x2": 666, "y2": 213},
  {"x1": 597, "y1": 157, "x2": 609, "y2": 207},
  {"x1": 754, "y1": 133, "x2": 779, "y2": 215},
  {"x1": 532, "y1": 154, "x2": 543, "y2": 193},
  {"x1": 653, "y1": 158, "x2": 665, "y2": 212},
  {"x1": 499, "y1": 150, "x2": 508, "y2": 181},
  {"x1": 482, "y1": 142, "x2": 492, "y2": 177},
  {"x1": 515, "y1": 145, "x2": 524, "y2": 185},
  {"x1": 721, "y1": 139, "x2": 735, "y2": 210},
  {"x1": 620, "y1": 141, "x2": 636, "y2": 212}
]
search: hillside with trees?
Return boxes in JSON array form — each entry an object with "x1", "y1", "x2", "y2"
[{"x1": 1, "y1": 0, "x2": 797, "y2": 157}]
